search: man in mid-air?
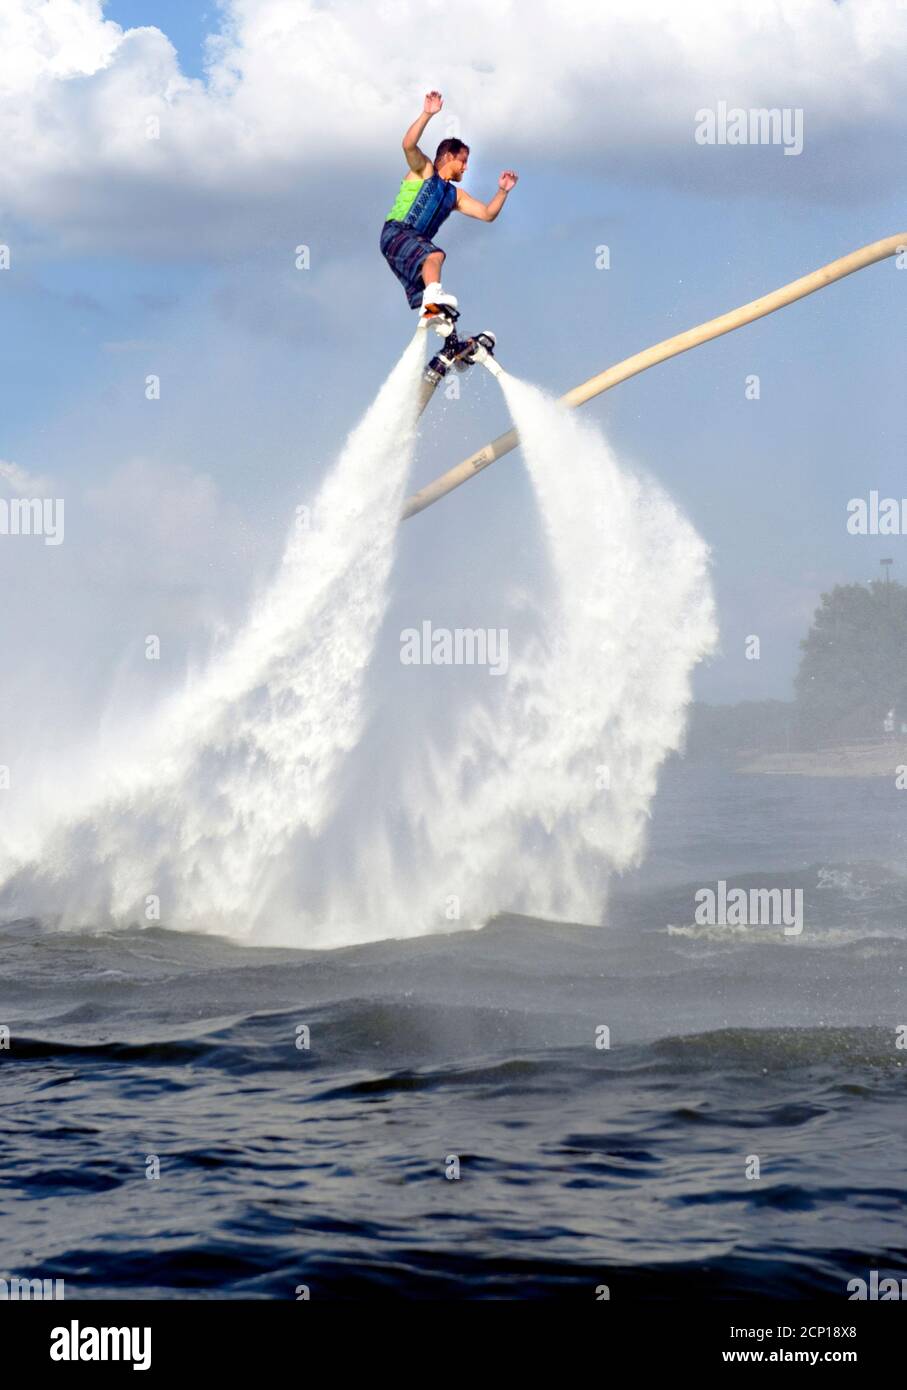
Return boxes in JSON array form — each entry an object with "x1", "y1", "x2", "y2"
[{"x1": 380, "y1": 90, "x2": 518, "y2": 318}]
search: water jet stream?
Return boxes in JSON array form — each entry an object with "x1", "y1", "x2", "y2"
[{"x1": 402, "y1": 233, "x2": 907, "y2": 520}]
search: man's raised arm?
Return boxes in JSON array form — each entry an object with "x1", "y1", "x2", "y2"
[
  {"x1": 455, "y1": 170, "x2": 519, "y2": 222},
  {"x1": 402, "y1": 91, "x2": 442, "y2": 177}
]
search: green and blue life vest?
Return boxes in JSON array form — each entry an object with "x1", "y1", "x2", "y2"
[{"x1": 386, "y1": 172, "x2": 457, "y2": 240}]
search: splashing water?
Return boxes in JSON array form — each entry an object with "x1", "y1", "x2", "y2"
[
  {"x1": 0, "y1": 351, "x2": 716, "y2": 946},
  {"x1": 307, "y1": 375, "x2": 718, "y2": 940},
  {"x1": 488, "y1": 375, "x2": 717, "y2": 916},
  {"x1": 0, "y1": 331, "x2": 427, "y2": 935}
]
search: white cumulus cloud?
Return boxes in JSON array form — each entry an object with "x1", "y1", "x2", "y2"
[
  {"x1": 0, "y1": 0, "x2": 904, "y2": 255},
  {"x1": 0, "y1": 458, "x2": 49, "y2": 495}
]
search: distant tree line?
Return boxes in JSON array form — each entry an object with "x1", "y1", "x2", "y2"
[
  {"x1": 795, "y1": 580, "x2": 907, "y2": 745},
  {"x1": 685, "y1": 699, "x2": 794, "y2": 759},
  {"x1": 686, "y1": 580, "x2": 907, "y2": 757}
]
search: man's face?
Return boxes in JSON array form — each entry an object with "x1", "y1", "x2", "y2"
[{"x1": 448, "y1": 150, "x2": 469, "y2": 181}]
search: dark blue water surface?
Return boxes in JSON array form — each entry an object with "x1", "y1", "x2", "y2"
[{"x1": 2, "y1": 764, "x2": 906, "y2": 1298}]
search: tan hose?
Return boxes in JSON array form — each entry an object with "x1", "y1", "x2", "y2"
[{"x1": 401, "y1": 232, "x2": 907, "y2": 521}]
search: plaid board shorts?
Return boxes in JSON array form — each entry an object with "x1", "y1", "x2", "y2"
[{"x1": 380, "y1": 220, "x2": 443, "y2": 309}]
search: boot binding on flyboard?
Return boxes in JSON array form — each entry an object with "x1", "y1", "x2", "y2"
[
  {"x1": 423, "y1": 326, "x2": 497, "y2": 388},
  {"x1": 419, "y1": 281, "x2": 459, "y2": 332}
]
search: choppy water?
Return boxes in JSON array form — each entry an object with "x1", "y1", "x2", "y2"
[{"x1": 2, "y1": 764, "x2": 906, "y2": 1299}]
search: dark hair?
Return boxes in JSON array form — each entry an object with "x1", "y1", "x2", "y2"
[{"x1": 434, "y1": 138, "x2": 470, "y2": 166}]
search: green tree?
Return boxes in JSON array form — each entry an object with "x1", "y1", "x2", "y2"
[{"x1": 795, "y1": 580, "x2": 907, "y2": 744}]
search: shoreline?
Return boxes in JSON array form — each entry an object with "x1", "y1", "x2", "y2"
[{"x1": 736, "y1": 741, "x2": 907, "y2": 779}]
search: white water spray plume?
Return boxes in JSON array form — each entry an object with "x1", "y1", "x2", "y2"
[
  {"x1": 0, "y1": 331, "x2": 426, "y2": 937},
  {"x1": 332, "y1": 374, "x2": 718, "y2": 941},
  {"x1": 0, "y1": 347, "x2": 716, "y2": 946}
]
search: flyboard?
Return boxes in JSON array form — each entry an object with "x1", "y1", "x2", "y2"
[
  {"x1": 415, "y1": 300, "x2": 501, "y2": 418},
  {"x1": 403, "y1": 232, "x2": 907, "y2": 520}
]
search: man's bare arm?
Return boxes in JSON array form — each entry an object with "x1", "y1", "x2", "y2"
[
  {"x1": 402, "y1": 91, "x2": 442, "y2": 177},
  {"x1": 455, "y1": 170, "x2": 519, "y2": 221}
]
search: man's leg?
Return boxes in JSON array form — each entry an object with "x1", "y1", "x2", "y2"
[
  {"x1": 421, "y1": 250, "x2": 445, "y2": 287},
  {"x1": 420, "y1": 249, "x2": 457, "y2": 311}
]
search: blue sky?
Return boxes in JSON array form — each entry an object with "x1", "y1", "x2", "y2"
[
  {"x1": 104, "y1": 0, "x2": 214, "y2": 78},
  {"x1": 1, "y1": 0, "x2": 905, "y2": 736}
]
